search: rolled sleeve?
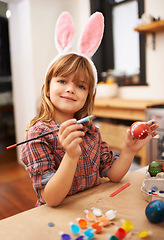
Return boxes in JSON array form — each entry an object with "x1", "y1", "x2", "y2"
[
  {"x1": 99, "y1": 140, "x2": 119, "y2": 178},
  {"x1": 100, "y1": 154, "x2": 119, "y2": 177},
  {"x1": 34, "y1": 170, "x2": 56, "y2": 199}
]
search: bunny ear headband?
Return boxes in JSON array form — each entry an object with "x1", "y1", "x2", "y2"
[{"x1": 45, "y1": 11, "x2": 104, "y2": 92}]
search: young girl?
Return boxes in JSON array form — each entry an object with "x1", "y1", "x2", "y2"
[{"x1": 20, "y1": 12, "x2": 159, "y2": 207}]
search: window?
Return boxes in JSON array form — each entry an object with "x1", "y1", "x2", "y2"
[{"x1": 90, "y1": 0, "x2": 146, "y2": 86}]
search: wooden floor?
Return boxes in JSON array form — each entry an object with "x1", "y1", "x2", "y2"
[{"x1": 0, "y1": 134, "x2": 37, "y2": 220}]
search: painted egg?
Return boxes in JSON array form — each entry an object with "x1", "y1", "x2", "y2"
[
  {"x1": 130, "y1": 121, "x2": 149, "y2": 140},
  {"x1": 145, "y1": 200, "x2": 164, "y2": 223},
  {"x1": 162, "y1": 163, "x2": 164, "y2": 172},
  {"x1": 148, "y1": 161, "x2": 162, "y2": 177}
]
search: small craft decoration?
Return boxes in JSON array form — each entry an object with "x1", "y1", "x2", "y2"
[
  {"x1": 145, "y1": 200, "x2": 164, "y2": 223},
  {"x1": 130, "y1": 121, "x2": 149, "y2": 140},
  {"x1": 148, "y1": 161, "x2": 162, "y2": 177}
]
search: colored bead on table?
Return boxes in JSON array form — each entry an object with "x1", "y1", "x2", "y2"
[{"x1": 48, "y1": 222, "x2": 54, "y2": 227}]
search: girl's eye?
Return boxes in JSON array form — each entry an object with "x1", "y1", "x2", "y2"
[
  {"x1": 58, "y1": 79, "x2": 66, "y2": 84},
  {"x1": 78, "y1": 84, "x2": 86, "y2": 90}
]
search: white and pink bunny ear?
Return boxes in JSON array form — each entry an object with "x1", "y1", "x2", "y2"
[
  {"x1": 78, "y1": 12, "x2": 104, "y2": 58},
  {"x1": 55, "y1": 12, "x2": 75, "y2": 53},
  {"x1": 46, "y1": 11, "x2": 104, "y2": 93}
]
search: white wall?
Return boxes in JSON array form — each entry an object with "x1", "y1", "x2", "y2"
[
  {"x1": 119, "y1": 0, "x2": 164, "y2": 100},
  {"x1": 8, "y1": 0, "x2": 90, "y2": 159},
  {"x1": 8, "y1": 0, "x2": 36, "y2": 161}
]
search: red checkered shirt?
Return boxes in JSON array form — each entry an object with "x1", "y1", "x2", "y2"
[{"x1": 20, "y1": 120, "x2": 117, "y2": 206}]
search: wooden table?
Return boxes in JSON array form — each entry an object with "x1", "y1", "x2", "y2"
[
  {"x1": 93, "y1": 98, "x2": 164, "y2": 121},
  {"x1": 0, "y1": 172, "x2": 163, "y2": 240},
  {"x1": 93, "y1": 98, "x2": 164, "y2": 167}
]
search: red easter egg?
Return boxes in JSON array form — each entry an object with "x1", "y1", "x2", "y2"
[
  {"x1": 162, "y1": 163, "x2": 164, "y2": 172},
  {"x1": 130, "y1": 121, "x2": 149, "y2": 140}
]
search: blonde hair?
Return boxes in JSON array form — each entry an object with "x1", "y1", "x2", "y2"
[{"x1": 27, "y1": 54, "x2": 95, "y2": 130}]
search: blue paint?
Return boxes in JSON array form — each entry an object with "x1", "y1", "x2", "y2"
[
  {"x1": 61, "y1": 233, "x2": 71, "y2": 240},
  {"x1": 83, "y1": 228, "x2": 94, "y2": 239},
  {"x1": 70, "y1": 223, "x2": 80, "y2": 234},
  {"x1": 75, "y1": 236, "x2": 84, "y2": 240}
]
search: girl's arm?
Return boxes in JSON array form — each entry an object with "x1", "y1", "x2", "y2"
[
  {"x1": 107, "y1": 120, "x2": 159, "y2": 182},
  {"x1": 41, "y1": 119, "x2": 84, "y2": 207}
]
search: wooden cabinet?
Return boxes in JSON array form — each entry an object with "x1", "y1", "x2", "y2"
[{"x1": 93, "y1": 98, "x2": 164, "y2": 167}]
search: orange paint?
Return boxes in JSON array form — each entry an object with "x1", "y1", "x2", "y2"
[
  {"x1": 91, "y1": 222, "x2": 102, "y2": 234},
  {"x1": 78, "y1": 219, "x2": 87, "y2": 229}
]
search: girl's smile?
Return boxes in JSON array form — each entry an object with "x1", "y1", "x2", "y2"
[{"x1": 60, "y1": 95, "x2": 77, "y2": 101}]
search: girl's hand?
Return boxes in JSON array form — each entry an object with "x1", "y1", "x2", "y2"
[
  {"x1": 58, "y1": 119, "x2": 85, "y2": 159},
  {"x1": 125, "y1": 119, "x2": 159, "y2": 153}
]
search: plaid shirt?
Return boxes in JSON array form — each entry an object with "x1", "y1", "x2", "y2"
[{"x1": 20, "y1": 120, "x2": 117, "y2": 206}]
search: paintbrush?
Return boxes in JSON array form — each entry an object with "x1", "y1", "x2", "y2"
[{"x1": 6, "y1": 115, "x2": 96, "y2": 150}]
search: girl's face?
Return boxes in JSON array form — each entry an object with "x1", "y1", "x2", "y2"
[{"x1": 48, "y1": 74, "x2": 89, "y2": 122}]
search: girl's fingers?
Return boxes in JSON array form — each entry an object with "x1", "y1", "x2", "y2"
[
  {"x1": 146, "y1": 119, "x2": 159, "y2": 134},
  {"x1": 146, "y1": 119, "x2": 156, "y2": 127},
  {"x1": 127, "y1": 129, "x2": 136, "y2": 141},
  {"x1": 65, "y1": 136, "x2": 83, "y2": 152},
  {"x1": 59, "y1": 118, "x2": 83, "y2": 139},
  {"x1": 150, "y1": 130, "x2": 159, "y2": 138},
  {"x1": 149, "y1": 124, "x2": 159, "y2": 132},
  {"x1": 62, "y1": 130, "x2": 84, "y2": 148},
  {"x1": 58, "y1": 118, "x2": 85, "y2": 150},
  {"x1": 60, "y1": 123, "x2": 83, "y2": 142},
  {"x1": 59, "y1": 119, "x2": 77, "y2": 135}
]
